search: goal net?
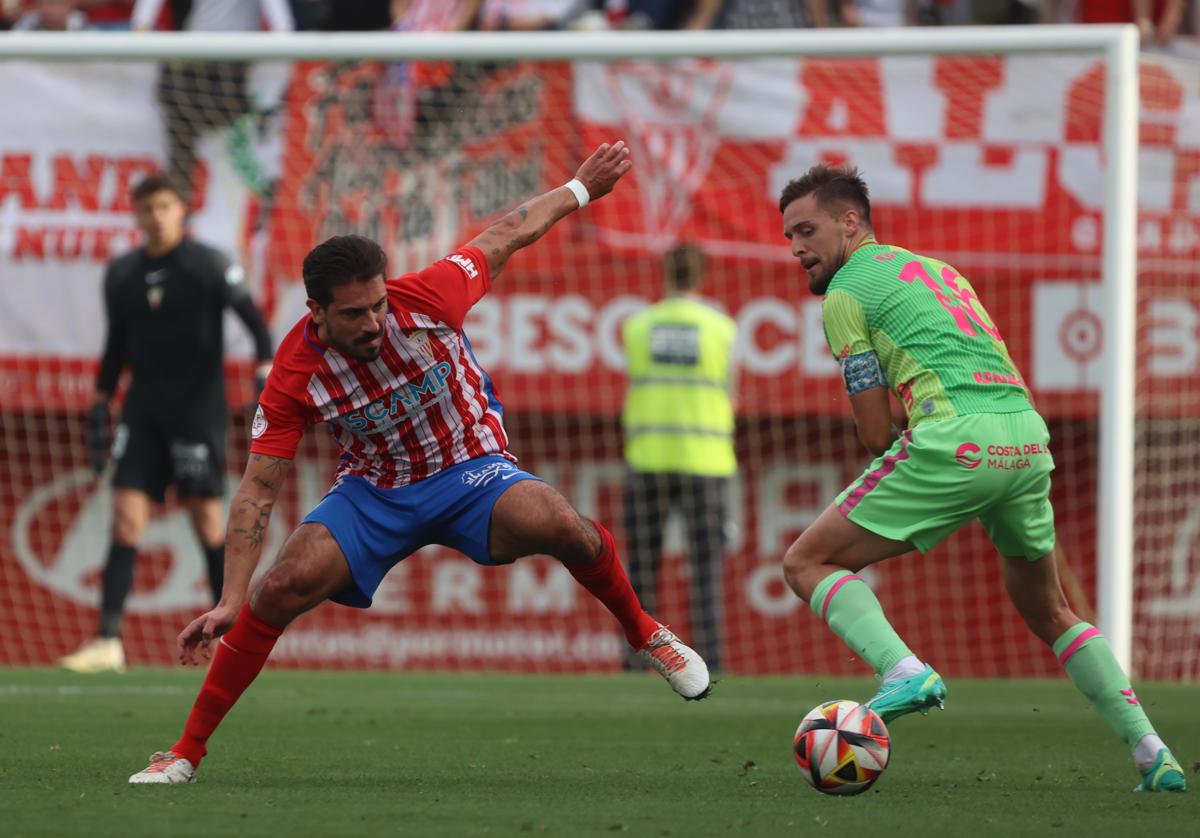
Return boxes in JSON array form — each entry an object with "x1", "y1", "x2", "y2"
[{"x1": 1, "y1": 30, "x2": 1196, "y2": 680}]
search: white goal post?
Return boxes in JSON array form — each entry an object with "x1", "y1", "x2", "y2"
[{"x1": 0, "y1": 26, "x2": 1140, "y2": 673}]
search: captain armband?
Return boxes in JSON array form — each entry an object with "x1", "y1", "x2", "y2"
[{"x1": 838, "y1": 351, "x2": 887, "y2": 396}]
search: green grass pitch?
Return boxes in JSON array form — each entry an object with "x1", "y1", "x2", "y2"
[{"x1": 0, "y1": 668, "x2": 1195, "y2": 837}]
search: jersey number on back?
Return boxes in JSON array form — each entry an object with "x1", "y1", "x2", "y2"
[{"x1": 898, "y1": 260, "x2": 1002, "y2": 341}]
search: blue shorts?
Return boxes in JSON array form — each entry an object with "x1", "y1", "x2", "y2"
[{"x1": 303, "y1": 455, "x2": 541, "y2": 608}]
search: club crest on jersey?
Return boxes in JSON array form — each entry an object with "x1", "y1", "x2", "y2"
[
  {"x1": 251, "y1": 405, "x2": 268, "y2": 439},
  {"x1": 340, "y1": 361, "x2": 454, "y2": 433},
  {"x1": 404, "y1": 329, "x2": 438, "y2": 363}
]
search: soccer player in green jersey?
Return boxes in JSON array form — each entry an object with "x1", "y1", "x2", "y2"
[{"x1": 777, "y1": 164, "x2": 1186, "y2": 793}]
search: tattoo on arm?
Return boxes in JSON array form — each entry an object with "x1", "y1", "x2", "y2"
[
  {"x1": 247, "y1": 453, "x2": 291, "y2": 493},
  {"x1": 230, "y1": 496, "x2": 272, "y2": 551},
  {"x1": 231, "y1": 455, "x2": 290, "y2": 550},
  {"x1": 469, "y1": 192, "x2": 572, "y2": 274}
]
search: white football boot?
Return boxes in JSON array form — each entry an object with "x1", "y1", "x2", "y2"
[
  {"x1": 636, "y1": 625, "x2": 711, "y2": 701},
  {"x1": 59, "y1": 637, "x2": 126, "y2": 674},
  {"x1": 129, "y1": 751, "x2": 197, "y2": 784}
]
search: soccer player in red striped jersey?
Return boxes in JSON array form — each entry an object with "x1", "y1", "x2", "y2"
[{"x1": 128, "y1": 141, "x2": 710, "y2": 785}]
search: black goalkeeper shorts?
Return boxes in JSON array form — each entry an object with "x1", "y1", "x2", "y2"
[{"x1": 111, "y1": 413, "x2": 226, "y2": 503}]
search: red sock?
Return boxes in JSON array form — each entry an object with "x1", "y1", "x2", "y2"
[
  {"x1": 568, "y1": 521, "x2": 660, "y2": 649},
  {"x1": 171, "y1": 603, "x2": 283, "y2": 767}
]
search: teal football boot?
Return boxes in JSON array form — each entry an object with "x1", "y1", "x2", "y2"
[
  {"x1": 1134, "y1": 748, "x2": 1187, "y2": 793},
  {"x1": 864, "y1": 664, "x2": 947, "y2": 724}
]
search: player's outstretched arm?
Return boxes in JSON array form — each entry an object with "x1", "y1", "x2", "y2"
[
  {"x1": 467, "y1": 140, "x2": 632, "y2": 278},
  {"x1": 176, "y1": 453, "x2": 292, "y2": 665}
]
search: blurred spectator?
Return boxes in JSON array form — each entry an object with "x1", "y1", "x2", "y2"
[
  {"x1": 621, "y1": 243, "x2": 737, "y2": 673},
  {"x1": 13, "y1": 0, "x2": 92, "y2": 29},
  {"x1": 969, "y1": 0, "x2": 1039, "y2": 24},
  {"x1": 314, "y1": 0, "x2": 390, "y2": 30},
  {"x1": 478, "y1": 0, "x2": 591, "y2": 30},
  {"x1": 78, "y1": 0, "x2": 134, "y2": 29},
  {"x1": 131, "y1": 0, "x2": 293, "y2": 200},
  {"x1": 720, "y1": 0, "x2": 831, "y2": 28},
  {"x1": 840, "y1": 0, "x2": 922, "y2": 25},
  {"x1": 288, "y1": 0, "x2": 329, "y2": 29},
  {"x1": 373, "y1": 0, "x2": 483, "y2": 151},
  {"x1": 1045, "y1": 1, "x2": 1190, "y2": 49},
  {"x1": 391, "y1": 0, "x2": 482, "y2": 31},
  {"x1": 132, "y1": 0, "x2": 292, "y2": 31},
  {"x1": 605, "y1": 0, "x2": 724, "y2": 29}
]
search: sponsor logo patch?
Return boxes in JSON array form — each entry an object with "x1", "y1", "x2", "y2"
[
  {"x1": 448, "y1": 253, "x2": 479, "y2": 279},
  {"x1": 461, "y1": 461, "x2": 521, "y2": 488},
  {"x1": 955, "y1": 442, "x2": 982, "y2": 469}
]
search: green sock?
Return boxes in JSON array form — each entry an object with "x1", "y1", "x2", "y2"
[
  {"x1": 1053, "y1": 623, "x2": 1155, "y2": 748},
  {"x1": 810, "y1": 570, "x2": 913, "y2": 676}
]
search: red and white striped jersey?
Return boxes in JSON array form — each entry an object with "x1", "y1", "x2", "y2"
[{"x1": 250, "y1": 246, "x2": 512, "y2": 487}]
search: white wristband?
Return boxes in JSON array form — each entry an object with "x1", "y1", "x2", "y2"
[{"x1": 563, "y1": 178, "x2": 590, "y2": 209}]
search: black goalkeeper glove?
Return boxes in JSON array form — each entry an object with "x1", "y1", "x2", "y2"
[{"x1": 86, "y1": 403, "x2": 110, "y2": 476}]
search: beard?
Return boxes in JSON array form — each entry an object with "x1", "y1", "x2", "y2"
[
  {"x1": 349, "y1": 344, "x2": 382, "y2": 362},
  {"x1": 808, "y1": 272, "x2": 833, "y2": 295},
  {"x1": 335, "y1": 331, "x2": 383, "y2": 362}
]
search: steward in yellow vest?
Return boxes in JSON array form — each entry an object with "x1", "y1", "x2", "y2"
[{"x1": 621, "y1": 243, "x2": 738, "y2": 672}]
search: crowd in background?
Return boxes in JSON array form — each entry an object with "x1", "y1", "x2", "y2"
[{"x1": 0, "y1": 1, "x2": 1197, "y2": 49}]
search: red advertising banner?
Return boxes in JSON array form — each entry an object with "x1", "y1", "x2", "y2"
[{"x1": 0, "y1": 414, "x2": 1111, "y2": 678}]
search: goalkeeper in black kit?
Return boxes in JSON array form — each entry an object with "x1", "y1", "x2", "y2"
[{"x1": 60, "y1": 173, "x2": 274, "y2": 674}]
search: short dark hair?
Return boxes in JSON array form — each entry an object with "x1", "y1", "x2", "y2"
[
  {"x1": 303, "y1": 235, "x2": 389, "y2": 307},
  {"x1": 777, "y1": 164, "x2": 872, "y2": 226},
  {"x1": 130, "y1": 172, "x2": 183, "y2": 205},
  {"x1": 664, "y1": 242, "x2": 706, "y2": 291}
]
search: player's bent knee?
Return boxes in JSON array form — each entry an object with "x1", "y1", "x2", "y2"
[
  {"x1": 253, "y1": 570, "x2": 317, "y2": 626},
  {"x1": 252, "y1": 548, "x2": 338, "y2": 625},
  {"x1": 782, "y1": 543, "x2": 818, "y2": 601},
  {"x1": 494, "y1": 483, "x2": 597, "y2": 564},
  {"x1": 541, "y1": 510, "x2": 595, "y2": 565},
  {"x1": 1035, "y1": 607, "x2": 1078, "y2": 646},
  {"x1": 112, "y1": 521, "x2": 142, "y2": 547},
  {"x1": 1010, "y1": 595, "x2": 1074, "y2": 646}
]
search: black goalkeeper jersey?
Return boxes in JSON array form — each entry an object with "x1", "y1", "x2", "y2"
[{"x1": 97, "y1": 238, "x2": 273, "y2": 429}]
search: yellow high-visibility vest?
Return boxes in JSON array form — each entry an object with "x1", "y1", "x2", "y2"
[{"x1": 621, "y1": 296, "x2": 737, "y2": 476}]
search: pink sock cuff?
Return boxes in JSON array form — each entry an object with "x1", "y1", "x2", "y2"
[
  {"x1": 820, "y1": 573, "x2": 863, "y2": 621},
  {"x1": 1057, "y1": 626, "x2": 1101, "y2": 666}
]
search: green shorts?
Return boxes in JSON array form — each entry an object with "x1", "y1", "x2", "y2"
[{"x1": 835, "y1": 410, "x2": 1056, "y2": 559}]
